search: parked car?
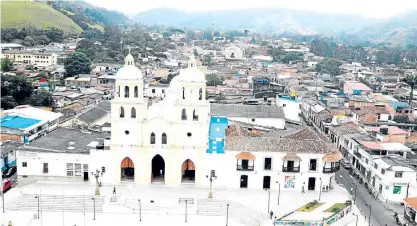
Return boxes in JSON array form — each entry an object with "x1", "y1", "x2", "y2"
[
  {"x1": 2, "y1": 179, "x2": 12, "y2": 192},
  {"x1": 3, "y1": 166, "x2": 16, "y2": 178},
  {"x1": 341, "y1": 159, "x2": 352, "y2": 169}
]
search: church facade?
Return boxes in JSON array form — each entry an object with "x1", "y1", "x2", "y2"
[{"x1": 90, "y1": 53, "x2": 211, "y2": 186}]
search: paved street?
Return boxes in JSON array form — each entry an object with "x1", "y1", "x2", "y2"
[{"x1": 336, "y1": 167, "x2": 397, "y2": 226}]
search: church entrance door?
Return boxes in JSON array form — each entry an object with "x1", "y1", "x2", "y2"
[
  {"x1": 121, "y1": 157, "x2": 134, "y2": 181},
  {"x1": 181, "y1": 159, "x2": 195, "y2": 183},
  {"x1": 152, "y1": 154, "x2": 165, "y2": 183}
]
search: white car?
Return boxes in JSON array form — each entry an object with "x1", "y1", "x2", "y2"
[{"x1": 341, "y1": 159, "x2": 352, "y2": 169}]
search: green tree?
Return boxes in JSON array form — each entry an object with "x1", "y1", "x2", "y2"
[
  {"x1": 25, "y1": 90, "x2": 53, "y2": 107},
  {"x1": 1, "y1": 58, "x2": 14, "y2": 72},
  {"x1": 206, "y1": 75, "x2": 223, "y2": 86},
  {"x1": 316, "y1": 58, "x2": 342, "y2": 75},
  {"x1": 1, "y1": 96, "x2": 18, "y2": 109},
  {"x1": 23, "y1": 36, "x2": 35, "y2": 46},
  {"x1": 1, "y1": 75, "x2": 33, "y2": 104},
  {"x1": 203, "y1": 55, "x2": 212, "y2": 66},
  {"x1": 403, "y1": 75, "x2": 417, "y2": 106},
  {"x1": 215, "y1": 93, "x2": 226, "y2": 102},
  {"x1": 64, "y1": 52, "x2": 92, "y2": 77}
]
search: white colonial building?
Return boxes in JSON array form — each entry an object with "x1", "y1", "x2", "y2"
[{"x1": 89, "y1": 54, "x2": 211, "y2": 186}]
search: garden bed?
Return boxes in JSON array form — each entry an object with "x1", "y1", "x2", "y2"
[
  {"x1": 297, "y1": 200, "x2": 324, "y2": 212},
  {"x1": 324, "y1": 203, "x2": 347, "y2": 213}
]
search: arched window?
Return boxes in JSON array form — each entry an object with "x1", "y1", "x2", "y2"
[
  {"x1": 181, "y1": 109, "x2": 187, "y2": 120},
  {"x1": 162, "y1": 133, "x2": 167, "y2": 144},
  {"x1": 182, "y1": 87, "x2": 185, "y2": 99},
  {"x1": 124, "y1": 86, "x2": 130, "y2": 98},
  {"x1": 193, "y1": 109, "x2": 198, "y2": 121},
  {"x1": 199, "y1": 88, "x2": 203, "y2": 100},
  {"x1": 118, "y1": 85, "x2": 120, "y2": 97},
  {"x1": 120, "y1": 107, "x2": 125, "y2": 118},
  {"x1": 150, "y1": 132, "x2": 156, "y2": 144},
  {"x1": 134, "y1": 86, "x2": 138, "y2": 98},
  {"x1": 131, "y1": 107, "x2": 136, "y2": 118}
]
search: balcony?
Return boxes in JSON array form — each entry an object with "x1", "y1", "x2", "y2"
[
  {"x1": 282, "y1": 166, "x2": 300, "y2": 173},
  {"x1": 236, "y1": 165, "x2": 254, "y2": 171},
  {"x1": 323, "y1": 165, "x2": 340, "y2": 173}
]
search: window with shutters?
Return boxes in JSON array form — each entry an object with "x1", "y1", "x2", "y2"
[{"x1": 75, "y1": 163, "x2": 82, "y2": 177}]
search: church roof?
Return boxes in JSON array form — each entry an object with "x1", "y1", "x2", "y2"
[{"x1": 210, "y1": 104, "x2": 284, "y2": 118}]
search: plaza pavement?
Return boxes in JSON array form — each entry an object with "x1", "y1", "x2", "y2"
[{"x1": 1, "y1": 180, "x2": 365, "y2": 226}]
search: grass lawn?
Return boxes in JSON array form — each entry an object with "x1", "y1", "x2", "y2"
[
  {"x1": 87, "y1": 23, "x2": 105, "y2": 32},
  {"x1": 324, "y1": 203, "x2": 346, "y2": 212},
  {"x1": 297, "y1": 201, "x2": 324, "y2": 212},
  {"x1": 1, "y1": 1, "x2": 82, "y2": 34}
]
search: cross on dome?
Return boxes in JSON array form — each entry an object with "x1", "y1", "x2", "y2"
[{"x1": 124, "y1": 47, "x2": 134, "y2": 66}]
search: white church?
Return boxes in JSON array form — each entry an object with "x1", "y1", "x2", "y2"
[{"x1": 16, "y1": 53, "x2": 342, "y2": 192}]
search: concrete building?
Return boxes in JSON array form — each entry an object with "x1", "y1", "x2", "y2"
[
  {"x1": 1, "y1": 51, "x2": 59, "y2": 67},
  {"x1": 224, "y1": 46, "x2": 244, "y2": 60},
  {"x1": 1, "y1": 106, "x2": 63, "y2": 143},
  {"x1": 343, "y1": 81, "x2": 372, "y2": 95},
  {"x1": 144, "y1": 84, "x2": 169, "y2": 98}
]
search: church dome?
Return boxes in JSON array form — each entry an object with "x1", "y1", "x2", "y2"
[
  {"x1": 177, "y1": 56, "x2": 206, "y2": 83},
  {"x1": 116, "y1": 53, "x2": 143, "y2": 80}
]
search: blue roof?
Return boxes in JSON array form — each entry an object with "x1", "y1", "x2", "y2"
[
  {"x1": 389, "y1": 101, "x2": 409, "y2": 109},
  {"x1": 279, "y1": 96, "x2": 299, "y2": 103},
  {"x1": 0, "y1": 115, "x2": 41, "y2": 129}
]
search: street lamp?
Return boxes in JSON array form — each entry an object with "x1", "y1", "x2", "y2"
[
  {"x1": 365, "y1": 204, "x2": 371, "y2": 226},
  {"x1": 353, "y1": 183, "x2": 358, "y2": 204},
  {"x1": 91, "y1": 169, "x2": 104, "y2": 196},
  {"x1": 226, "y1": 204, "x2": 229, "y2": 226},
  {"x1": 276, "y1": 181, "x2": 281, "y2": 205},
  {"x1": 91, "y1": 197, "x2": 96, "y2": 220},
  {"x1": 206, "y1": 170, "x2": 217, "y2": 199},
  {"x1": 352, "y1": 213, "x2": 359, "y2": 226},
  {"x1": 138, "y1": 199, "x2": 141, "y2": 222},
  {"x1": 34, "y1": 195, "x2": 40, "y2": 219},
  {"x1": 265, "y1": 189, "x2": 270, "y2": 214},
  {"x1": 319, "y1": 178, "x2": 322, "y2": 201}
]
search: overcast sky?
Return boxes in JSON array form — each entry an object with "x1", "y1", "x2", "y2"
[{"x1": 84, "y1": 0, "x2": 417, "y2": 18}]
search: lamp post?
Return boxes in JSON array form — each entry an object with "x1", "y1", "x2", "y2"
[
  {"x1": 276, "y1": 181, "x2": 281, "y2": 205},
  {"x1": 365, "y1": 204, "x2": 371, "y2": 226},
  {"x1": 226, "y1": 204, "x2": 229, "y2": 226},
  {"x1": 319, "y1": 178, "x2": 322, "y2": 201},
  {"x1": 353, "y1": 183, "x2": 358, "y2": 204},
  {"x1": 206, "y1": 170, "x2": 217, "y2": 199},
  {"x1": 406, "y1": 183, "x2": 410, "y2": 198},
  {"x1": 35, "y1": 195, "x2": 40, "y2": 218},
  {"x1": 265, "y1": 189, "x2": 270, "y2": 214},
  {"x1": 352, "y1": 213, "x2": 359, "y2": 226},
  {"x1": 185, "y1": 200, "x2": 188, "y2": 222},
  {"x1": 91, "y1": 169, "x2": 104, "y2": 196},
  {"x1": 91, "y1": 197, "x2": 96, "y2": 220},
  {"x1": 138, "y1": 199, "x2": 141, "y2": 222}
]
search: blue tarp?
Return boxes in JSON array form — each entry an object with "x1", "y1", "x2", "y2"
[{"x1": 0, "y1": 115, "x2": 41, "y2": 129}]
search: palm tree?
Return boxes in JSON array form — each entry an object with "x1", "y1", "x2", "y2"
[{"x1": 403, "y1": 74, "x2": 417, "y2": 106}]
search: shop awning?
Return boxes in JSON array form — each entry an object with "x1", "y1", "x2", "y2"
[
  {"x1": 182, "y1": 159, "x2": 196, "y2": 171},
  {"x1": 322, "y1": 152, "x2": 343, "y2": 162},
  {"x1": 235, "y1": 152, "x2": 256, "y2": 160},
  {"x1": 282, "y1": 153, "x2": 302, "y2": 161}
]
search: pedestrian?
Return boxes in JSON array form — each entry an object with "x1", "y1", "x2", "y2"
[
  {"x1": 350, "y1": 187, "x2": 353, "y2": 193},
  {"x1": 8, "y1": 221, "x2": 12, "y2": 226},
  {"x1": 269, "y1": 210, "x2": 273, "y2": 219},
  {"x1": 113, "y1": 186, "x2": 116, "y2": 195},
  {"x1": 302, "y1": 185, "x2": 305, "y2": 193}
]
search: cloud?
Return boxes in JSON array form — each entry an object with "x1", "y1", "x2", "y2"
[{"x1": 85, "y1": 0, "x2": 417, "y2": 18}]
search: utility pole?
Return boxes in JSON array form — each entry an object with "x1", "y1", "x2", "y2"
[
  {"x1": 1, "y1": 173, "x2": 4, "y2": 213},
  {"x1": 407, "y1": 183, "x2": 410, "y2": 198},
  {"x1": 185, "y1": 200, "x2": 188, "y2": 222},
  {"x1": 266, "y1": 189, "x2": 270, "y2": 214}
]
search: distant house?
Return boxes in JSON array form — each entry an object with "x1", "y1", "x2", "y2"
[
  {"x1": 224, "y1": 46, "x2": 244, "y2": 60},
  {"x1": 343, "y1": 81, "x2": 372, "y2": 95}
]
